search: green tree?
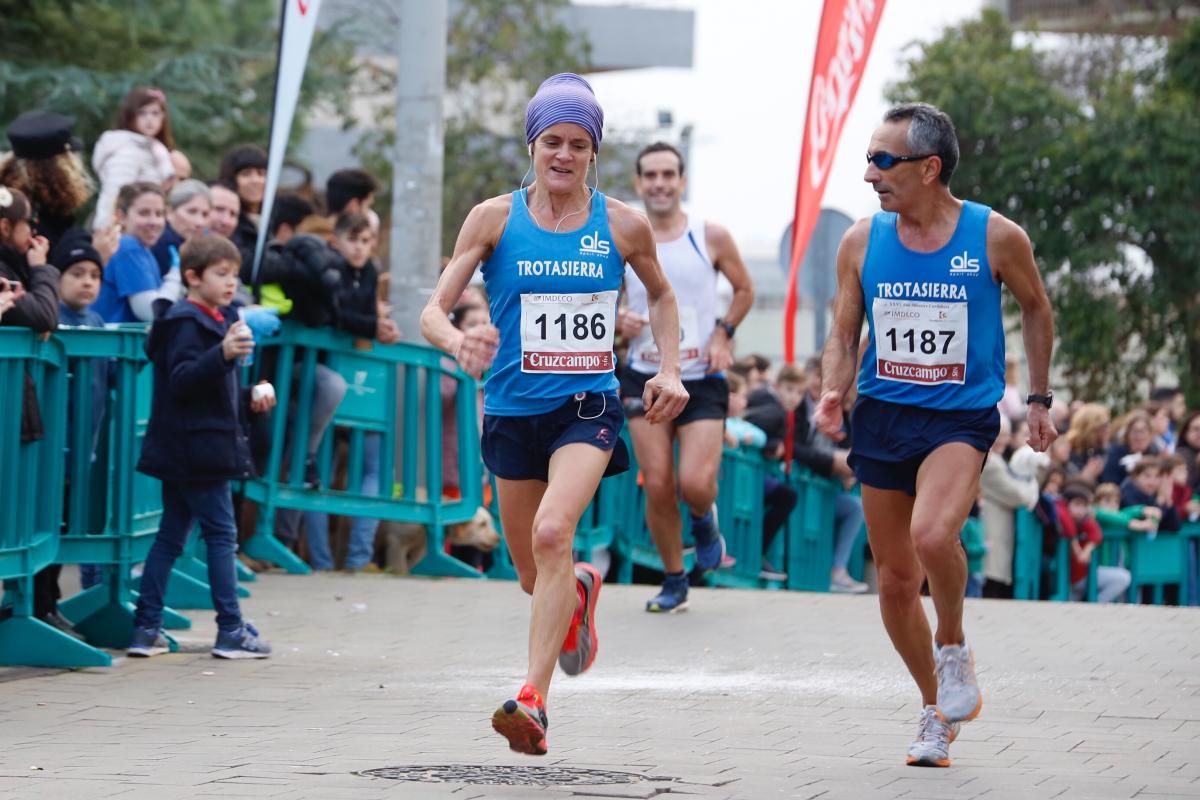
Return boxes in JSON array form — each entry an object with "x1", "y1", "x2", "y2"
[
  {"x1": 0, "y1": 0, "x2": 354, "y2": 180},
  {"x1": 887, "y1": 10, "x2": 1200, "y2": 407},
  {"x1": 347, "y1": 0, "x2": 593, "y2": 256}
]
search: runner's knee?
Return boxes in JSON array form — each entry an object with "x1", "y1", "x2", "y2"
[
  {"x1": 877, "y1": 565, "x2": 923, "y2": 605},
  {"x1": 531, "y1": 513, "x2": 573, "y2": 561},
  {"x1": 679, "y1": 471, "x2": 717, "y2": 509},
  {"x1": 642, "y1": 470, "x2": 677, "y2": 504},
  {"x1": 910, "y1": 519, "x2": 962, "y2": 562}
]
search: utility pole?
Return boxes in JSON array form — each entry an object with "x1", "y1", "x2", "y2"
[{"x1": 389, "y1": 0, "x2": 447, "y2": 342}]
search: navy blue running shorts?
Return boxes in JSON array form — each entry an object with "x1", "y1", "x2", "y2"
[
  {"x1": 482, "y1": 391, "x2": 629, "y2": 483},
  {"x1": 848, "y1": 395, "x2": 999, "y2": 496},
  {"x1": 619, "y1": 368, "x2": 728, "y2": 426}
]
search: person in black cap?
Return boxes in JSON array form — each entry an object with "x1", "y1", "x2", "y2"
[
  {"x1": 1, "y1": 111, "x2": 97, "y2": 251},
  {"x1": 218, "y1": 144, "x2": 268, "y2": 258}
]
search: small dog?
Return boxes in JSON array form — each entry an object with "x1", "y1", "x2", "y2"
[{"x1": 379, "y1": 506, "x2": 499, "y2": 575}]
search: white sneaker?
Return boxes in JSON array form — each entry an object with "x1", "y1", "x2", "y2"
[
  {"x1": 830, "y1": 571, "x2": 868, "y2": 594},
  {"x1": 906, "y1": 704, "x2": 960, "y2": 767},
  {"x1": 935, "y1": 641, "x2": 983, "y2": 722}
]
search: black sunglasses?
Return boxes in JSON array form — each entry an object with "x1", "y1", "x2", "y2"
[{"x1": 866, "y1": 151, "x2": 935, "y2": 170}]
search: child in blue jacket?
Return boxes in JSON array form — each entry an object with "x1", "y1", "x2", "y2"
[{"x1": 129, "y1": 234, "x2": 276, "y2": 658}]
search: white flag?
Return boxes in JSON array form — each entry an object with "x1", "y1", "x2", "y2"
[{"x1": 251, "y1": 0, "x2": 324, "y2": 288}]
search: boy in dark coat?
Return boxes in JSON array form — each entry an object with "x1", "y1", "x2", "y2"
[{"x1": 128, "y1": 234, "x2": 276, "y2": 658}]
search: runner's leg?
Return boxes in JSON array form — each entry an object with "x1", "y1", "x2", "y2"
[
  {"x1": 862, "y1": 484, "x2": 937, "y2": 706},
  {"x1": 629, "y1": 416, "x2": 683, "y2": 573},
  {"x1": 676, "y1": 419, "x2": 724, "y2": 516},
  {"x1": 525, "y1": 442, "x2": 612, "y2": 697},
  {"x1": 496, "y1": 478, "x2": 549, "y2": 596},
  {"x1": 911, "y1": 443, "x2": 983, "y2": 647}
]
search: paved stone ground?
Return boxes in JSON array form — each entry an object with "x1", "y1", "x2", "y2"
[{"x1": 2, "y1": 573, "x2": 1198, "y2": 800}]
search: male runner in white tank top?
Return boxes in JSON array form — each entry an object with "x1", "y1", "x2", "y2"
[{"x1": 618, "y1": 142, "x2": 755, "y2": 612}]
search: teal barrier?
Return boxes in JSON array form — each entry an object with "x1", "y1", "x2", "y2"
[
  {"x1": 1011, "y1": 508, "x2": 1043, "y2": 600},
  {"x1": 709, "y1": 447, "x2": 769, "y2": 589},
  {"x1": 54, "y1": 328, "x2": 188, "y2": 648},
  {"x1": 783, "y1": 467, "x2": 840, "y2": 592},
  {"x1": 0, "y1": 330, "x2": 111, "y2": 667},
  {"x1": 241, "y1": 323, "x2": 483, "y2": 577},
  {"x1": 1099, "y1": 524, "x2": 1185, "y2": 605}
]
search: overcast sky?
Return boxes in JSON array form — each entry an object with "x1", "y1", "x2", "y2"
[{"x1": 581, "y1": 0, "x2": 989, "y2": 260}]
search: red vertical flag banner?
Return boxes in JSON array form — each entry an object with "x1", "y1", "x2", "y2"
[{"x1": 783, "y1": 0, "x2": 886, "y2": 363}]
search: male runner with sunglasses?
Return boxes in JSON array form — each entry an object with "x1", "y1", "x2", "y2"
[{"x1": 813, "y1": 103, "x2": 1057, "y2": 768}]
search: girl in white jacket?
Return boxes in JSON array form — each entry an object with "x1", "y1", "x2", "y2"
[{"x1": 92, "y1": 87, "x2": 177, "y2": 231}]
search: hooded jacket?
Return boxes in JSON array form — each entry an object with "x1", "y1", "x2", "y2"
[{"x1": 136, "y1": 299, "x2": 255, "y2": 483}]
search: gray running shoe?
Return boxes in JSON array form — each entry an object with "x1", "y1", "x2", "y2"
[
  {"x1": 906, "y1": 704, "x2": 961, "y2": 767},
  {"x1": 935, "y1": 641, "x2": 983, "y2": 722},
  {"x1": 558, "y1": 563, "x2": 602, "y2": 676}
]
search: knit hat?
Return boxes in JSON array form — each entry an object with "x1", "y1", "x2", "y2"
[
  {"x1": 50, "y1": 228, "x2": 103, "y2": 272},
  {"x1": 525, "y1": 73, "x2": 604, "y2": 152}
]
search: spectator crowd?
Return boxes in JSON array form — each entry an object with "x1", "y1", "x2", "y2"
[{"x1": 1, "y1": 89, "x2": 1198, "y2": 649}]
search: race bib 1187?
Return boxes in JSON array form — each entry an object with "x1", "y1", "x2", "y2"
[
  {"x1": 872, "y1": 297, "x2": 968, "y2": 385},
  {"x1": 520, "y1": 291, "x2": 618, "y2": 374}
]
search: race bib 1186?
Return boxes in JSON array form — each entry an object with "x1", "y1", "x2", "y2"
[
  {"x1": 872, "y1": 297, "x2": 968, "y2": 385},
  {"x1": 520, "y1": 291, "x2": 618, "y2": 374}
]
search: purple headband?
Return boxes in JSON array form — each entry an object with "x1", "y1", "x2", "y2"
[{"x1": 524, "y1": 73, "x2": 604, "y2": 152}]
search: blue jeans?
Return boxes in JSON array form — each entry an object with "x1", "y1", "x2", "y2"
[
  {"x1": 134, "y1": 481, "x2": 243, "y2": 632},
  {"x1": 833, "y1": 493, "x2": 865, "y2": 571},
  {"x1": 303, "y1": 432, "x2": 382, "y2": 570}
]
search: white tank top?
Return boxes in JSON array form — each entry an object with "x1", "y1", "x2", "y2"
[{"x1": 624, "y1": 215, "x2": 716, "y2": 380}]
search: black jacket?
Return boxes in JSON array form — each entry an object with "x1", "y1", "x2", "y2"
[
  {"x1": 282, "y1": 236, "x2": 378, "y2": 339},
  {"x1": 137, "y1": 299, "x2": 256, "y2": 483},
  {"x1": 745, "y1": 387, "x2": 787, "y2": 453},
  {"x1": 791, "y1": 394, "x2": 837, "y2": 478},
  {"x1": 1, "y1": 245, "x2": 59, "y2": 444},
  {"x1": 0, "y1": 244, "x2": 60, "y2": 333}
]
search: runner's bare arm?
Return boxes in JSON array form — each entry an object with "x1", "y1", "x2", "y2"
[
  {"x1": 821, "y1": 220, "x2": 870, "y2": 399},
  {"x1": 813, "y1": 220, "x2": 869, "y2": 439},
  {"x1": 420, "y1": 197, "x2": 508, "y2": 376},
  {"x1": 989, "y1": 214, "x2": 1057, "y2": 450},
  {"x1": 706, "y1": 222, "x2": 754, "y2": 372},
  {"x1": 611, "y1": 203, "x2": 681, "y2": 375},
  {"x1": 610, "y1": 200, "x2": 689, "y2": 423},
  {"x1": 707, "y1": 222, "x2": 754, "y2": 326}
]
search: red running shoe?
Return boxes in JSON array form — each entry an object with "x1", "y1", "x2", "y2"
[{"x1": 492, "y1": 683, "x2": 549, "y2": 755}]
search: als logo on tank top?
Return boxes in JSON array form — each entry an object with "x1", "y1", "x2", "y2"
[
  {"x1": 580, "y1": 231, "x2": 611, "y2": 257},
  {"x1": 949, "y1": 250, "x2": 981, "y2": 275}
]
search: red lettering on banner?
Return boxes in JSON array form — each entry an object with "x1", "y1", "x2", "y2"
[
  {"x1": 878, "y1": 359, "x2": 966, "y2": 385},
  {"x1": 523, "y1": 351, "x2": 614, "y2": 372},
  {"x1": 297, "y1": 0, "x2": 310, "y2": 14},
  {"x1": 784, "y1": 0, "x2": 887, "y2": 364}
]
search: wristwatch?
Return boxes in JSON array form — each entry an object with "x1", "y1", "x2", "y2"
[
  {"x1": 1026, "y1": 391, "x2": 1053, "y2": 409},
  {"x1": 716, "y1": 319, "x2": 737, "y2": 338}
]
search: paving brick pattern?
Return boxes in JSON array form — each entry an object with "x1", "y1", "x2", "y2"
[{"x1": 1, "y1": 574, "x2": 1197, "y2": 799}]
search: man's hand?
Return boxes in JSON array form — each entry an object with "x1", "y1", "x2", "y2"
[
  {"x1": 1026, "y1": 403, "x2": 1057, "y2": 452},
  {"x1": 455, "y1": 323, "x2": 500, "y2": 378},
  {"x1": 705, "y1": 327, "x2": 734, "y2": 374},
  {"x1": 812, "y1": 390, "x2": 847, "y2": 441},
  {"x1": 376, "y1": 317, "x2": 402, "y2": 344},
  {"x1": 26, "y1": 235, "x2": 50, "y2": 267},
  {"x1": 617, "y1": 308, "x2": 647, "y2": 340},
  {"x1": 642, "y1": 370, "x2": 689, "y2": 425}
]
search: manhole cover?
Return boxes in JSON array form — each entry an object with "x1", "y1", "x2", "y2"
[{"x1": 357, "y1": 764, "x2": 671, "y2": 786}]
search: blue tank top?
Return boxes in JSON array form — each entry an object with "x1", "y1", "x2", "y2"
[
  {"x1": 481, "y1": 188, "x2": 625, "y2": 416},
  {"x1": 856, "y1": 201, "x2": 1004, "y2": 411}
]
